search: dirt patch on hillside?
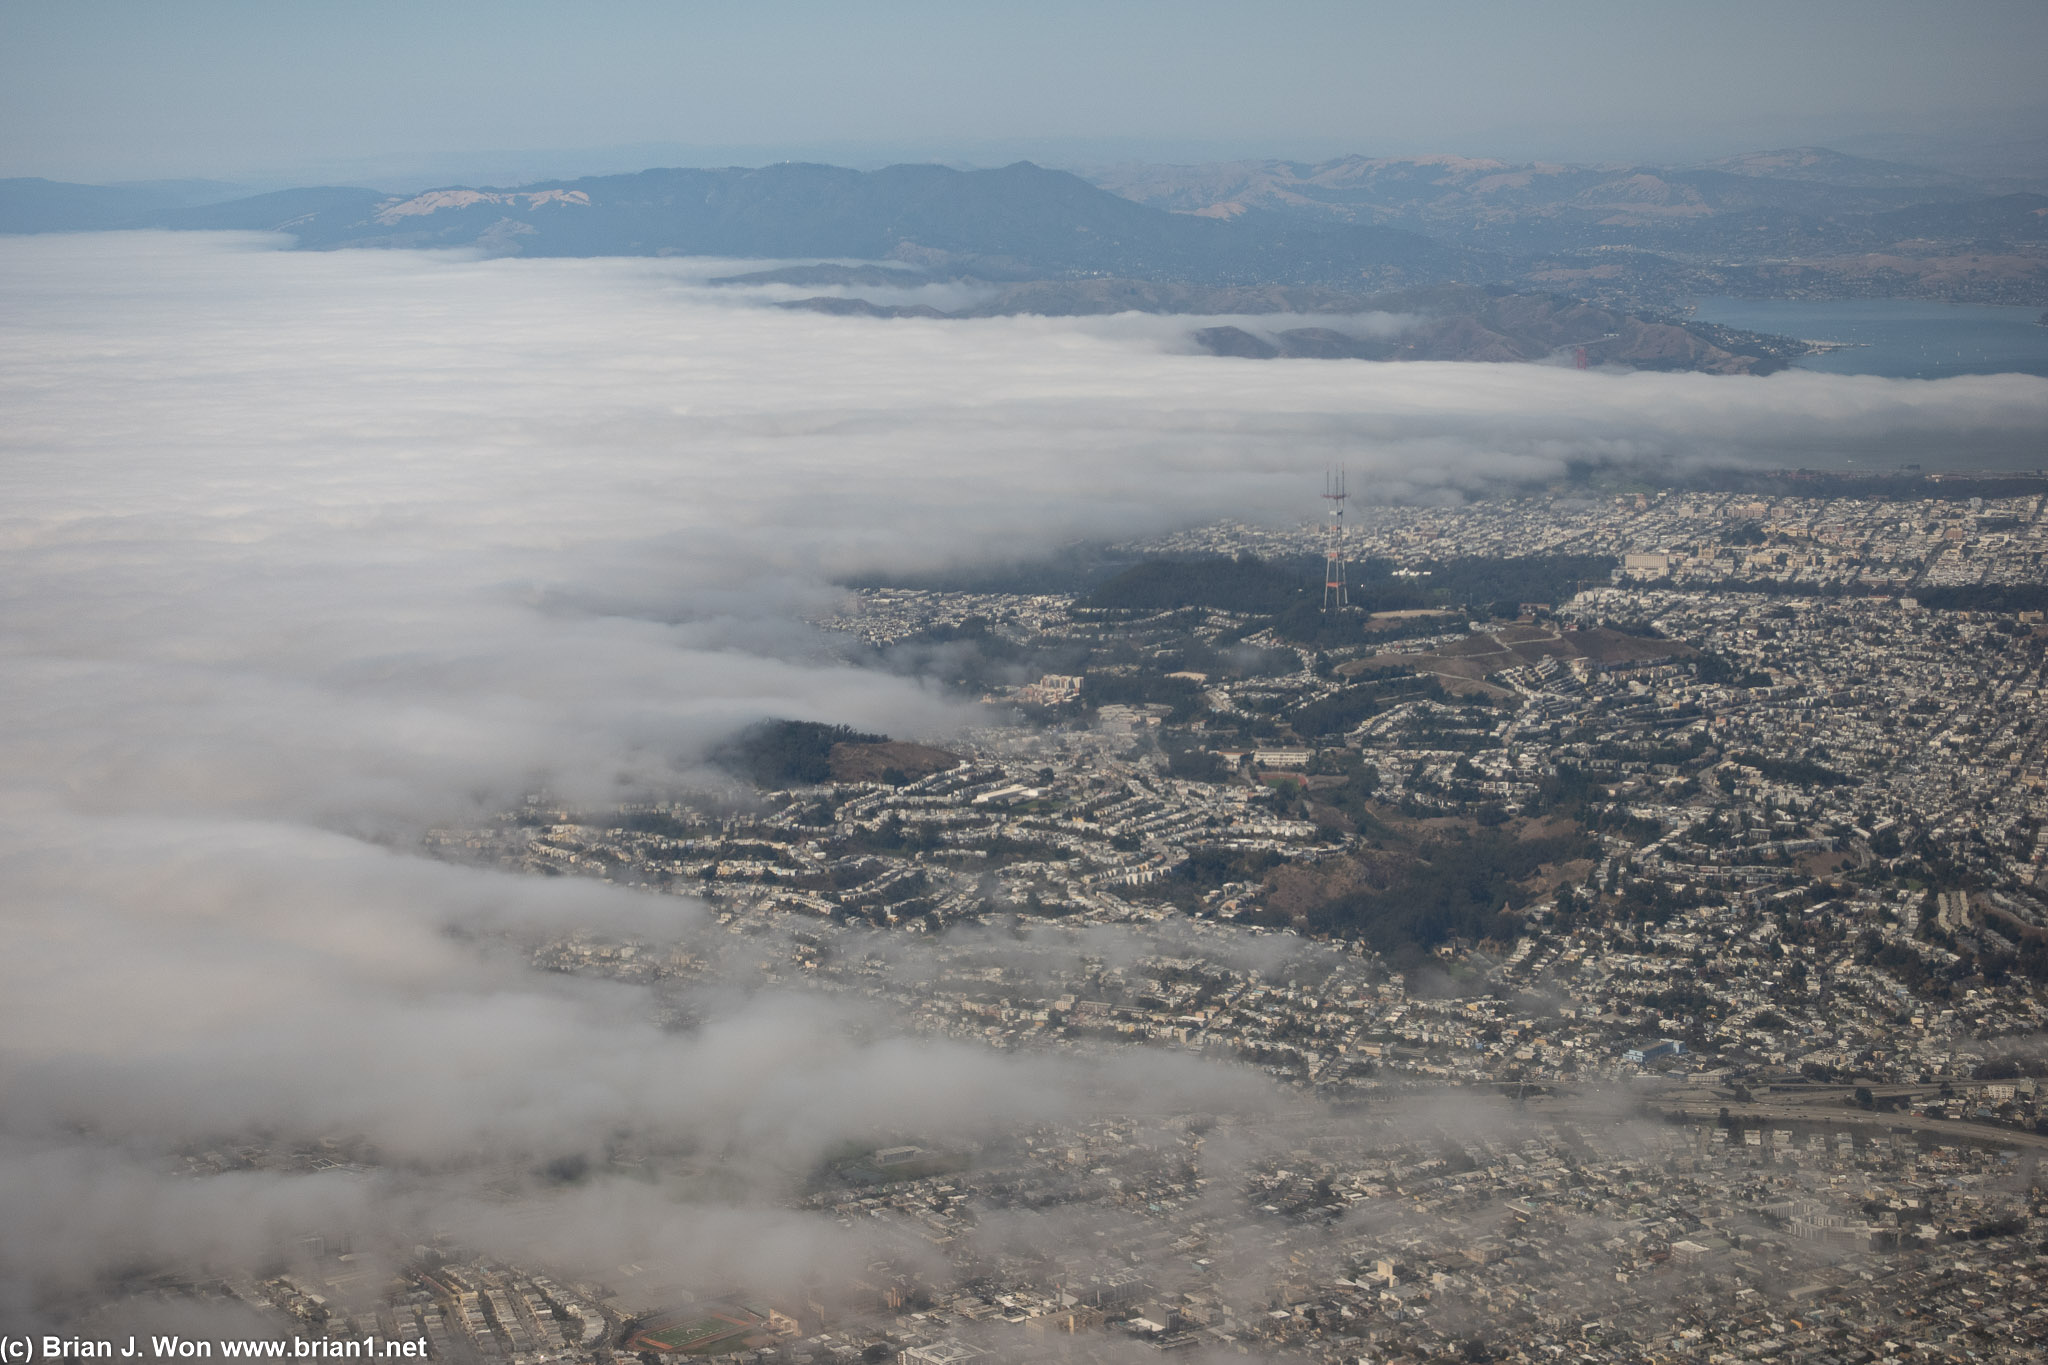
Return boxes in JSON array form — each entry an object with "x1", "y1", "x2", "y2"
[
  {"x1": 829, "y1": 741, "x2": 961, "y2": 783},
  {"x1": 1363, "y1": 609, "x2": 1459, "y2": 633},
  {"x1": 1562, "y1": 627, "x2": 1698, "y2": 665}
]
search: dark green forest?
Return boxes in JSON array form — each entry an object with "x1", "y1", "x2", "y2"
[
  {"x1": 1914, "y1": 583, "x2": 2048, "y2": 613},
  {"x1": 1304, "y1": 829, "x2": 1592, "y2": 955},
  {"x1": 1083, "y1": 552, "x2": 1616, "y2": 622}
]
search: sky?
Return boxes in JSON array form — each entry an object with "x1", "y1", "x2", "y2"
[{"x1": 4, "y1": 1, "x2": 2047, "y2": 185}]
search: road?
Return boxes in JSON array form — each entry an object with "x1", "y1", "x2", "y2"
[{"x1": 1650, "y1": 1082, "x2": 2048, "y2": 1153}]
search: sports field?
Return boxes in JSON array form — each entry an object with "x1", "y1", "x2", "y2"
[{"x1": 631, "y1": 1308, "x2": 762, "y2": 1354}]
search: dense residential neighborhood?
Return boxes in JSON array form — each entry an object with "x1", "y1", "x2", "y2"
[{"x1": 225, "y1": 479, "x2": 2048, "y2": 1362}]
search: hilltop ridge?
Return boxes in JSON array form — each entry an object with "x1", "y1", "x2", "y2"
[
  {"x1": 5, "y1": 146, "x2": 2041, "y2": 371},
  {"x1": 1087, "y1": 148, "x2": 2048, "y2": 307}
]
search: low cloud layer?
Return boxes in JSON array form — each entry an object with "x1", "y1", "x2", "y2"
[{"x1": 1, "y1": 232, "x2": 2043, "y2": 1315}]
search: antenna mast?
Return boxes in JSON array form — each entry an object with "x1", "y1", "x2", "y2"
[{"x1": 1322, "y1": 467, "x2": 1348, "y2": 611}]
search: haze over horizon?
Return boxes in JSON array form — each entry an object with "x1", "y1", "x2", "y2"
[{"x1": 4, "y1": 0, "x2": 2046, "y2": 187}]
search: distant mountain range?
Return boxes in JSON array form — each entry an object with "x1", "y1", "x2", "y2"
[
  {"x1": 0, "y1": 162, "x2": 1478, "y2": 290},
  {"x1": 1090, "y1": 147, "x2": 1993, "y2": 234},
  {"x1": 1086, "y1": 148, "x2": 2048, "y2": 308},
  {"x1": 4, "y1": 145, "x2": 2043, "y2": 372},
  {"x1": 0, "y1": 176, "x2": 253, "y2": 232}
]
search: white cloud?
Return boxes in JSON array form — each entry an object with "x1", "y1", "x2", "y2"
[{"x1": 0, "y1": 231, "x2": 2042, "y2": 1306}]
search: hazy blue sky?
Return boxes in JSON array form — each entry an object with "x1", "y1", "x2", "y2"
[{"x1": 4, "y1": 0, "x2": 2045, "y2": 185}]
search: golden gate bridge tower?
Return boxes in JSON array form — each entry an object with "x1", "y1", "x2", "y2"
[{"x1": 1321, "y1": 467, "x2": 1349, "y2": 611}]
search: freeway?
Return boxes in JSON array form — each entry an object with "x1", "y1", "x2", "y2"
[
  {"x1": 1649, "y1": 1081, "x2": 2048, "y2": 1153},
  {"x1": 1518, "y1": 1082, "x2": 2048, "y2": 1154}
]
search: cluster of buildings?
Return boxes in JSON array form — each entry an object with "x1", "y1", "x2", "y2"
[
  {"x1": 435, "y1": 737, "x2": 1326, "y2": 934},
  {"x1": 1135, "y1": 486, "x2": 2047, "y2": 600},
  {"x1": 71, "y1": 480, "x2": 2048, "y2": 1362},
  {"x1": 774, "y1": 1111, "x2": 2048, "y2": 1365},
  {"x1": 153, "y1": 1095, "x2": 2046, "y2": 1364}
]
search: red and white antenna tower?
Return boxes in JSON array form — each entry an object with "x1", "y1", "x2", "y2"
[{"x1": 1322, "y1": 467, "x2": 1349, "y2": 611}]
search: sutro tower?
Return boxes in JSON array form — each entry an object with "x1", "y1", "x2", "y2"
[{"x1": 1321, "y1": 467, "x2": 1349, "y2": 610}]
